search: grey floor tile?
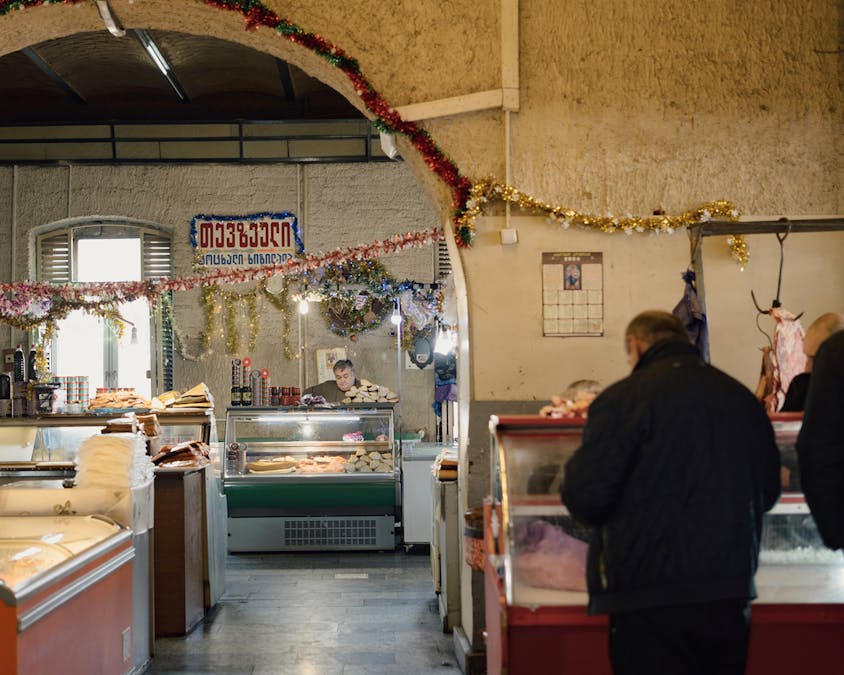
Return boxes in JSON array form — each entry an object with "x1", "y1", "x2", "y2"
[{"x1": 146, "y1": 550, "x2": 454, "y2": 674}]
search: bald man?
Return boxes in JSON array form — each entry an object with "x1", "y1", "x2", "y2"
[
  {"x1": 781, "y1": 312, "x2": 844, "y2": 412},
  {"x1": 562, "y1": 310, "x2": 780, "y2": 675}
]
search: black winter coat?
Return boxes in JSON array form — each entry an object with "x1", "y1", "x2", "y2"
[
  {"x1": 561, "y1": 339, "x2": 781, "y2": 615},
  {"x1": 797, "y1": 329, "x2": 844, "y2": 550}
]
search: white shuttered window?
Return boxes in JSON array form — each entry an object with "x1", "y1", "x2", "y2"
[{"x1": 36, "y1": 223, "x2": 174, "y2": 394}]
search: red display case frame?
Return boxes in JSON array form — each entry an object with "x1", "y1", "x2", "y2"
[{"x1": 484, "y1": 413, "x2": 844, "y2": 675}]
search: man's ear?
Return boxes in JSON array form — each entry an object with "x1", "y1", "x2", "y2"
[{"x1": 625, "y1": 335, "x2": 646, "y2": 366}]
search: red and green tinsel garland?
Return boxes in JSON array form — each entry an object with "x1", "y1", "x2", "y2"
[
  {"x1": 0, "y1": 228, "x2": 444, "y2": 330},
  {"x1": 1, "y1": 0, "x2": 742, "y2": 254},
  {"x1": 202, "y1": 0, "x2": 474, "y2": 246},
  {"x1": 0, "y1": 0, "x2": 476, "y2": 245}
]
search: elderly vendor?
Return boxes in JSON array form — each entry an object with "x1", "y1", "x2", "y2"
[{"x1": 304, "y1": 359, "x2": 360, "y2": 403}]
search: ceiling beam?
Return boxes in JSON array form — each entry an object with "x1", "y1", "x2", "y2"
[
  {"x1": 21, "y1": 47, "x2": 87, "y2": 105},
  {"x1": 275, "y1": 59, "x2": 296, "y2": 103},
  {"x1": 134, "y1": 29, "x2": 190, "y2": 103}
]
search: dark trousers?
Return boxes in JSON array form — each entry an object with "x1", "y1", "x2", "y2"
[{"x1": 609, "y1": 600, "x2": 751, "y2": 675}]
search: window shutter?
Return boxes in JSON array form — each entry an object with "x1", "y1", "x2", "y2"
[
  {"x1": 141, "y1": 231, "x2": 173, "y2": 280},
  {"x1": 38, "y1": 230, "x2": 72, "y2": 284},
  {"x1": 436, "y1": 240, "x2": 452, "y2": 278},
  {"x1": 141, "y1": 230, "x2": 174, "y2": 391}
]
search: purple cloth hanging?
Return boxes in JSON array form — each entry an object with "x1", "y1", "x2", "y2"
[{"x1": 672, "y1": 270, "x2": 710, "y2": 362}]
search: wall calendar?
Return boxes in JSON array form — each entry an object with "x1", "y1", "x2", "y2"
[{"x1": 541, "y1": 252, "x2": 604, "y2": 337}]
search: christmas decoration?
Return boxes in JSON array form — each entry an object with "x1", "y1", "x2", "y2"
[
  {"x1": 259, "y1": 278, "x2": 296, "y2": 359},
  {"x1": 727, "y1": 235, "x2": 750, "y2": 270},
  {"x1": 0, "y1": 0, "x2": 753, "y2": 356},
  {"x1": 1, "y1": 0, "x2": 745, "y2": 259},
  {"x1": 456, "y1": 178, "x2": 742, "y2": 248},
  {"x1": 0, "y1": 227, "x2": 444, "y2": 331}
]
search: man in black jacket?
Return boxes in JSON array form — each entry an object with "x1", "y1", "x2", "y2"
[
  {"x1": 797, "y1": 328, "x2": 844, "y2": 550},
  {"x1": 562, "y1": 310, "x2": 781, "y2": 675}
]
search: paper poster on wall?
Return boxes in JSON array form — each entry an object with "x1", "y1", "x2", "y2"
[
  {"x1": 542, "y1": 252, "x2": 604, "y2": 337},
  {"x1": 190, "y1": 211, "x2": 304, "y2": 269},
  {"x1": 316, "y1": 348, "x2": 348, "y2": 384}
]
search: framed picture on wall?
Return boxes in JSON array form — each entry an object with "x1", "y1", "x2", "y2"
[
  {"x1": 316, "y1": 347, "x2": 348, "y2": 383},
  {"x1": 542, "y1": 252, "x2": 604, "y2": 337}
]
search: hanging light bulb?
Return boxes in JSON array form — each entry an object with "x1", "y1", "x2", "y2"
[
  {"x1": 434, "y1": 326, "x2": 452, "y2": 354},
  {"x1": 390, "y1": 306, "x2": 403, "y2": 326},
  {"x1": 298, "y1": 298, "x2": 310, "y2": 315}
]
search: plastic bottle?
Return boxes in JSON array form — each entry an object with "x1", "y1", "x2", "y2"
[
  {"x1": 27, "y1": 346, "x2": 38, "y2": 382},
  {"x1": 13, "y1": 345, "x2": 25, "y2": 382}
]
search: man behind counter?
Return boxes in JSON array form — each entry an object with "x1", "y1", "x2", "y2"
[
  {"x1": 304, "y1": 359, "x2": 359, "y2": 403},
  {"x1": 304, "y1": 359, "x2": 389, "y2": 441}
]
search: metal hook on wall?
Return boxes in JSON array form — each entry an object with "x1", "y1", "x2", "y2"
[{"x1": 750, "y1": 223, "x2": 803, "y2": 320}]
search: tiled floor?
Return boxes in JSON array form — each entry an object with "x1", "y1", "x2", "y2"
[{"x1": 145, "y1": 549, "x2": 459, "y2": 675}]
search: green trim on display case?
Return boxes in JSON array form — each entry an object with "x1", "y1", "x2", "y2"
[{"x1": 225, "y1": 480, "x2": 395, "y2": 511}]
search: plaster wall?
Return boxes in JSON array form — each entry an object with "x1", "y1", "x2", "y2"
[
  {"x1": 0, "y1": 0, "x2": 841, "y2": 668},
  {"x1": 0, "y1": 161, "x2": 439, "y2": 438},
  {"x1": 466, "y1": 217, "x2": 844, "y2": 402}
]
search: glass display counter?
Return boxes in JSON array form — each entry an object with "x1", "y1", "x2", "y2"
[
  {"x1": 747, "y1": 414, "x2": 844, "y2": 675},
  {"x1": 224, "y1": 405, "x2": 397, "y2": 551},
  {"x1": 0, "y1": 409, "x2": 216, "y2": 483},
  {"x1": 0, "y1": 409, "x2": 219, "y2": 673},
  {"x1": 485, "y1": 415, "x2": 607, "y2": 675},
  {"x1": 485, "y1": 413, "x2": 844, "y2": 675}
]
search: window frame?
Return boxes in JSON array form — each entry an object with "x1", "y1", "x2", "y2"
[{"x1": 35, "y1": 219, "x2": 174, "y2": 393}]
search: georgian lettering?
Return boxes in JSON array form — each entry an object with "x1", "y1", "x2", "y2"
[{"x1": 194, "y1": 214, "x2": 298, "y2": 269}]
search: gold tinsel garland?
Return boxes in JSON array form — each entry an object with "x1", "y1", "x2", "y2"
[
  {"x1": 260, "y1": 279, "x2": 296, "y2": 360},
  {"x1": 171, "y1": 285, "x2": 262, "y2": 360},
  {"x1": 222, "y1": 290, "x2": 239, "y2": 354},
  {"x1": 33, "y1": 323, "x2": 55, "y2": 382},
  {"x1": 171, "y1": 287, "x2": 217, "y2": 362},
  {"x1": 456, "y1": 178, "x2": 749, "y2": 265},
  {"x1": 221, "y1": 288, "x2": 261, "y2": 356},
  {"x1": 726, "y1": 235, "x2": 750, "y2": 270}
]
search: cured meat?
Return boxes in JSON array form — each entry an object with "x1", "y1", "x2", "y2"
[
  {"x1": 247, "y1": 458, "x2": 298, "y2": 473},
  {"x1": 757, "y1": 345, "x2": 780, "y2": 415},
  {"x1": 297, "y1": 455, "x2": 347, "y2": 473},
  {"x1": 770, "y1": 308, "x2": 807, "y2": 395},
  {"x1": 756, "y1": 308, "x2": 807, "y2": 413}
]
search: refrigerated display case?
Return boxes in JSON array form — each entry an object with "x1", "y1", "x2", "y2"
[
  {"x1": 0, "y1": 409, "x2": 221, "y2": 671},
  {"x1": 0, "y1": 514, "x2": 135, "y2": 675},
  {"x1": 485, "y1": 415, "x2": 607, "y2": 675},
  {"x1": 484, "y1": 413, "x2": 844, "y2": 675},
  {"x1": 223, "y1": 405, "x2": 397, "y2": 551},
  {"x1": 0, "y1": 409, "x2": 216, "y2": 483},
  {"x1": 749, "y1": 413, "x2": 844, "y2": 673}
]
